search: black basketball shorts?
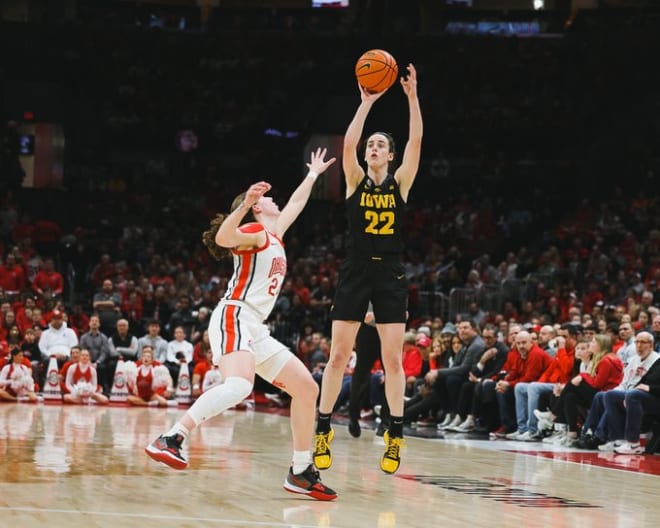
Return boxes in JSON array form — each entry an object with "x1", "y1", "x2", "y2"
[{"x1": 330, "y1": 258, "x2": 408, "y2": 324}]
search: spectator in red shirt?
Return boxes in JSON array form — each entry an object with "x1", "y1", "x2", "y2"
[
  {"x1": 0, "y1": 253, "x2": 26, "y2": 294},
  {"x1": 495, "y1": 331, "x2": 552, "y2": 434},
  {"x1": 403, "y1": 334, "x2": 425, "y2": 396},
  {"x1": 32, "y1": 257, "x2": 64, "y2": 299},
  {"x1": 292, "y1": 276, "x2": 311, "y2": 306},
  {"x1": 192, "y1": 347, "x2": 214, "y2": 399},
  {"x1": 558, "y1": 334, "x2": 624, "y2": 445},
  {"x1": 91, "y1": 253, "x2": 116, "y2": 287},
  {"x1": 192, "y1": 329, "x2": 211, "y2": 364},
  {"x1": 67, "y1": 304, "x2": 90, "y2": 336},
  {"x1": 15, "y1": 294, "x2": 37, "y2": 334},
  {"x1": 148, "y1": 264, "x2": 175, "y2": 289},
  {"x1": 580, "y1": 279, "x2": 604, "y2": 315},
  {"x1": 29, "y1": 307, "x2": 47, "y2": 331},
  {"x1": 32, "y1": 219, "x2": 61, "y2": 257},
  {"x1": 508, "y1": 323, "x2": 579, "y2": 440},
  {"x1": 0, "y1": 310, "x2": 17, "y2": 342}
]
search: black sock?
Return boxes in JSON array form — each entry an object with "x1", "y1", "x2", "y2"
[
  {"x1": 317, "y1": 413, "x2": 332, "y2": 434},
  {"x1": 389, "y1": 416, "x2": 404, "y2": 438}
]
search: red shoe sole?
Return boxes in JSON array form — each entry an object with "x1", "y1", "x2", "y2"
[
  {"x1": 283, "y1": 485, "x2": 337, "y2": 501},
  {"x1": 144, "y1": 446, "x2": 187, "y2": 470}
]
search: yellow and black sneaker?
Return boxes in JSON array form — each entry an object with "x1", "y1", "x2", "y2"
[
  {"x1": 313, "y1": 428, "x2": 334, "y2": 470},
  {"x1": 380, "y1": 431, "x2": 405, "y2": 474}
]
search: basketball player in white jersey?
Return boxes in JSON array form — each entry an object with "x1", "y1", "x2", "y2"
[{"x1": 146, "y1": 147, "x2": 338, "y2": 501}]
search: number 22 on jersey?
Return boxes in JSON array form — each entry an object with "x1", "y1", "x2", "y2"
[{"x1": 364, "y1": 210, "x2": 394, "y2": 235}]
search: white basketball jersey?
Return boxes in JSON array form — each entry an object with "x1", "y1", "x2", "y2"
[{"x1": 222, "y1": 224, "x2": 287, "y2": 321}]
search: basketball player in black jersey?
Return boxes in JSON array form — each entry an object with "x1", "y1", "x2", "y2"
[{"x1": 314, "y1": 63, "x2": 422, "y2": 474}]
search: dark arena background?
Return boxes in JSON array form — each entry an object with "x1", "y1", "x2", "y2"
[{"x1": 1, "y1": 1, "x2": 660, "y2": 527}]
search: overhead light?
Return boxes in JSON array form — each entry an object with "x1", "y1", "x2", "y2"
[{"x1": 533, "y1": 0, "x2": 544, "y2": 9}]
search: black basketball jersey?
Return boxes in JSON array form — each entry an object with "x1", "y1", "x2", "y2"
[{"x1": 344, "y1": 173, "x2": 405, "y2": 260}]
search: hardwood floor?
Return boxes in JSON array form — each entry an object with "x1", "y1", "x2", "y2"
[{"x1": 0, "y1": 402, "x2": 657, "y2": 528}]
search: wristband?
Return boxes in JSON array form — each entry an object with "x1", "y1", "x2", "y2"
[{"x1": 306, "y1": 170, "x2": 319, "y2": 181}]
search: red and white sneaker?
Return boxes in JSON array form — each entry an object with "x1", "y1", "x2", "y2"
[
  {"x1": 145, "y1": 434, "x2": 188, "y2": 470},
  {"x1": 283, "y1": 465, "x2": 337, "y2": 501}
]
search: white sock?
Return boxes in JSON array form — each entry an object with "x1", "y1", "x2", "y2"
[
  {"x1": 166, "y1": 423, "x2": 190, "y2": 441},
  {"x1": 187, "y1": 377, "x2": 253, "y2": 426},
  {"x1": 292, "y1": 450, "x2": 312, "y2": 475}
]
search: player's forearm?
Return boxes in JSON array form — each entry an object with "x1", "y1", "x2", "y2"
[
  {"x1": 408, "y1": 96, "x2": 423, "y2": 145},
  {"x1": 344, "y1": 102, "x2": 373, "y2": 149},
  {"x1": 215, "y1": 203, "x2": 252, "y2": 247}
]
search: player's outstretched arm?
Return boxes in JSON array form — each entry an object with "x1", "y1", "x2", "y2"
[
  {"x1": 343, "y1": 83, "x2": 389, "y2": 194},
  {"x1": 277, "y1": 147, "x2": 336, "y2": 238},
  {"x1": 395, "y1": 64, "x2": 423, "y2": 201},
  {"x1": 215, "y1": 182, "x2": 271, "y2": 249}
]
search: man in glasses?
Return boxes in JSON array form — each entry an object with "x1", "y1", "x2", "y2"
[{"x1": 602, "y1": 332, "x2": 660, "y2": 454}]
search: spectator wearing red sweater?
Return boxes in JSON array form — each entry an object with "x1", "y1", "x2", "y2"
[
  {"x1": 67, "y1": 304, "x2": 90, "y2": 336},
  {"x1": 15, "y1": 295, "x2": 37, "y2": 334},
  {"x1": 558, "y1": 335, "x2": 623, "y2": 445},
  {"x1": 0, "y1": 253, "x2": 26, "y2": 294},
  {"x1": 32, "y1": 258, "x2": 64, "y2": 299},
  {"x1": 91, "y1": 253, "x2": 116, "y2": 287},
  {"x1": 509, "y1": 323, "x2": 579, "y2": 440},
  {"x1": 580, "y1": 279, "x2": 604, "y2": 315},
  {"x1": 192, "y1": 329, "x2": 211, "y2": 364},
  {"x1": 403, "y1": 334, "x2": 425, "y2": 396},
  {"x1": 192, "y1": 347, "x2": 214, "y2": 398},
  {"x1": 0, "y1": 310, "x2": 17, "y2": 342},
  {"x1": 292, "y1": 276, "x2": 311, "y2": 307},
  {"x1": 495, "y1": 331, "x2": 552, "y2": 435}
]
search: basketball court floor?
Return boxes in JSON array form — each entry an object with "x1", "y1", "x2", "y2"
[{"x1": 0, "y1": 402, "x2": 657, "y2": 528}]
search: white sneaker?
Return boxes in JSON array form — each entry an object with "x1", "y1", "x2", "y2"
[
  {"x1": 533, "y1": 409, "x2": 555, "y2": 431},
  {"x1": 517, "y1": 431, "x2": 540, "y2": 442},
  {"x1": 598, "y1": 440, "x2": 623, "y2": 452},
  {"x1": 437, "y1": 413, "x2": 454, "y2": 429},
  {"x1": 505, "y1": 430, "x2": 523, "y2": 440},
  {"x1": 614, "y1": 442, "x2": 644, "y2": 455},
  {"x1": 454, "y1": 416, "x2": 475, "y2": 433},
  {"x1": 442, "y1": 414, "x2": 463, "y2": 431},
  {"x1": 542, "y1": 430, "x2": 566, "y2": 445},
  {"x1": 559, "y1": 435, "x2": 579, "y2": 447}
]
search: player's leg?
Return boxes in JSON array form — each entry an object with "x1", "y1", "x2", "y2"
[
  {"x1": 376, "y1": 322, "x2": 406, "y2": 474},
  {"x1": 348, "y1": 324, "x2": 381, "y2": 437},
  {"x1": 145, "y1": 350, "x2": 255, "y2": 470},
  {"x1": 264, "y1": 351, "x2": 337, "y2": 501},
  {"x1": 314, "y1": 319, "x2": 360, "y2": 469},
  {"x1": 372, "y1": 262, "x2": 408, "y2": 474}
]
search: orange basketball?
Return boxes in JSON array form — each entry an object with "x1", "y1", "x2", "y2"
[{"x1": 355, "y1": 49, "x2": 398, "y2": 94}]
